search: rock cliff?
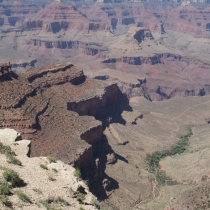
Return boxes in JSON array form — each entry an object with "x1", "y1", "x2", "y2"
[
  {"x1": 0, "y1": 2, "x2": 40, "y2": 27},
  {"x1": 0, "y1": 61, "x2": 129, "y2": 200},
  {"x1": 0, "y1": 62, "x2": 13, "y2": 80},
  {"x1": 1, "y1": 0, "x2": 210, "y2": 104},
  {"x1": 0, "y1": 128, "x2": 98, "y2": 210},
  {"x1": 23, "y1": 1, "x2": 106, "y2": 32}
]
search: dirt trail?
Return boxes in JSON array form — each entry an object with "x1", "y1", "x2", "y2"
[{"x1": 171, "y1": 99, "x2": 210, "y2": 121}]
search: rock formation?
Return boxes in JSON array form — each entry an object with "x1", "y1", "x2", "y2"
[
  {"x1": 23, "y1": 1, "x2": 107, "y2": 32},
  {"x1": 0, "y1": 128, "x2": 98, "y2": 210},
  {"x1": 0, "y1": 1, "x2": 40, "y2": 27},
  {"x1": 0, "y1": 61, "x2": 129, "y2": 202},
  {"x1": 0, "y1": 1, "x2": 210, "y2": 102}
]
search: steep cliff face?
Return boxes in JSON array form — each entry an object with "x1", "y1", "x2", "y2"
[
  {"x1": 102, "y1": 53, "x2": 182, "y2": 65},
  {"x1": 92, "y1": 71, "x2": 149, "y2": 100},
  {"x1": 67, "y1": 83, "x2": 128, "y2": 119},
  {"x1": 164, "y1": 22, "x2": 202, "y2": 36},
  {"x1": 133, "y1": 28, "x2": 154, "y2": 43},
  {"x1": 28, "y1": 39, "x2": 102, "y2": 56},
  {"x1": 0, "y1": 128, "x2": 98, "y2": 210},
  {"x1": 0, "y1": 61, "x2": 129, "y2": 199},
  {"x1": 23, "y1": 1, "x2": 106, "y2": 32},
  {"x1": 163, "y1": 5, "x2": 210, "y2": 38},
  {"x1": 0, "y1": 3, "x2": 40, "y2": 27},
  {"x1": 0, "y1": 61, "x2": 12, "y2": 80}
]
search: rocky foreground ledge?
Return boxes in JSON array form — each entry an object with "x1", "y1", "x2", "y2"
[{"x1": 0, "y1": 128, "x2": 98, "y2": 210}]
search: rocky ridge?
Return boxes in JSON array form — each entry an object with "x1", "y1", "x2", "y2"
[
  {"x1": 0, "y1": 128, "x2": 98, "y2": 210},
  {"x1": 23, "y1": 1, "x2": 107, "y2": 32},
  {"x1": 0, "y1": 61, "x2": 129, "y2": 202}
]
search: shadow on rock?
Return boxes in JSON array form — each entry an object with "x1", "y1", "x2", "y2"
[{"x1": 90, "y1": 134, "x2": 120, "y2": 200}]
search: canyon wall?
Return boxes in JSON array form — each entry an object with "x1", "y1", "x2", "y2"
[{"x1": 0, "y1": 61, "x2": 129, "y2": 198}]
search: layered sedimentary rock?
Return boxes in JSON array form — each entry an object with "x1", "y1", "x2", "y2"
[
  {"x1": 163, "y1": 4, "x2": 210, "y2": 37},
  {"x1": 0, "y1": 62, "x2": 129, "y2": 195},
  {"x1": 23, "y1": 1, "x2": 107, "y2": 32},
  {"x1": 27, "y1": 39, "x2": 103, "y2": 56},
  {"x1": 0, "y1": 1, "x2": 40, "y2": 27},
  {"x1": 1, "y1": 0, "x2": 210, "y2": 103}
]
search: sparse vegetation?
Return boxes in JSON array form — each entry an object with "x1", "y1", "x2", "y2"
[
  {"x1": 155, "y1": 169, "x2": 177, "y2": 186},
  {"x1": 39, "y1": 200, "x2": 59, "y2": 210},
  {"x1": 55, "y1": 196, "x2": 68, "y2": 205},
  {"x1": 3, "y1": 168, "x2": 24, "y2": 187},
  {"x1": 6, "y1": 154, "x2": 22, "y2": 166},
  {"x1": 47, "y1": 156, "x2": 56, "y2": 163},
  {"x1": 16, "y1": 190, "x2": 31, "y2": 203},
  {"x1": 32, "y1": 188, "x2": 42, "y2": 194},
  {"x1": 147, "y1": 127, "x2": 193, "y2": 171},
  {"x1": 0, "y1": 142, "x2": 14, "y2": 156},
  {"x1": 91, "y1": 199, "x2": 101, "y2": 209},
  {"x1": 52, "y1": 168, "x2": 58, "y2": 173},
  {"x1": 0, "y1": 142, "x2": 22, "y2": 166},
  {"x1": 74, "y1": 168, "x2": 81, "y2": 178},
  {"x1": 146, "y1": 127, "x2": 193, "y2": 185},
  {"x1": 35, "y1": 201, "x2": 41, "y2": 207},
  {"x1": 0, "y1": 195, "x2": 12, "y2": 207},
  {"x1": 79, "y1": 207, "x2": 85, "y2": 210},
  {"x1": 76, "y1": 192, "x2": 86, "y2": 203},
  {"x1": 40, "y1": 164, "x2": 48, "y2": 170},
  {"x1": 0, "y1": 183, "x2": 10, "y2": 196}
]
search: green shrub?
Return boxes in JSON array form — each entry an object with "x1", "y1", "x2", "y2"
[
  {"x1": 79, "y1": 207, "x2": 85, "y2": 210},
  {"x1": 16, "y1": 190, "x2": 31, "y2": 203},
  {"x1": 0, "y1": 195, "x2": 12, "y2": 207},
  {"x1": 52, "y1": 168, "x2": 58, "y2": 173},
  {"x1": 55, "y1": 196, "x2": 68, "y2": 205},
  {"x1": 0, "y1": 183, "x2": 10, "y2": 195},
  {"x1": 74, "y1": 168, "x2": 81, "y2": 178},
  {"x1": 91, "y1": 199, "x2": 100, "y2": 209},
  {"x1": 35, "y1": 201, "x2": 41, "y2": 207},
  {"x1": 76, "y1": 193, "x2": 85, "y2": 203},
  {"x1": 147, "y1": 127, "x2": 193, "y2": 171},
  {"x1": 47, "y1": 156, "x2": 56, "y2": 163},
  {"x1": 3, "y1": 168, "x2": 24, "y2": 187},
  {"x1": 0, "y1": 142, "x2": 14, "y2": 156},
  {"x1": 39, "y1": 200, "x2": 58, "y2": 210},
  {"x1": 40, "y1": 164, "x2": 48, "y2": 170},
  {"x1": 6, "y1": 154, "x2": 22, "y2": 166},
  {"x1": 32, "y1": 188, "x2": 42, "y2": 194}
]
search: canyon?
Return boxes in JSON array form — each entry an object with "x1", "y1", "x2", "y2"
[
  {"x1": 1, "y1": 0, "x2": 210, "y2": 209},
  {"x1": 0, "y1": 62, "x2": 130, "y2": 208},
  {"x1": 0, "y1": 0, "x2": 210, "y2": 100},
  {"x1": 1, "y1": 62, "x2": 210, "y2": 210}
]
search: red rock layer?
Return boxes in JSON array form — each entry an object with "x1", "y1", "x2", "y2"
[
  {"x1": 0, "y1": 3, "x2": 39, "y2": 27},
  {"x1": 0, "y1": 62, "x2": 128, "y2": 169},
  {"x1": 23, "y1": 1, "x2": 107, "y2": 32}
]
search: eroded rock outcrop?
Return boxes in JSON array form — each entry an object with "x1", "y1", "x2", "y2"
[
  {"x1": 23, "y1": 1, "x2": 106, "y2": 32},
  {"x1": 0, "y1": 61, "x2": 129, "y2": 200},
  {"x1": 0, "y1": 61, "x2": 12, "y2": 80},
  {"x1": 0, "y1": 2, "x2": 40, "y2": 27},
  {"x1": 0, "y1": 128, "x2": 98, "y2": 210}
]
